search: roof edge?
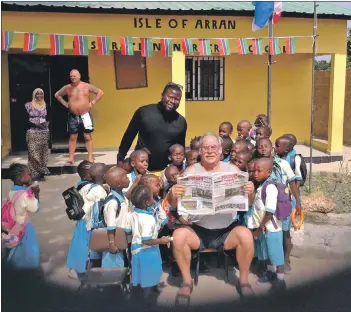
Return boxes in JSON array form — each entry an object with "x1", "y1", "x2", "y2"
[{"x1": 2, "y1": 3, "x2": 351, "y2": 20}]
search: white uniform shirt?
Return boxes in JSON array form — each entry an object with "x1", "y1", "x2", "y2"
[
  {"x1": 103, "y1": 191, "x2": 129, "y2": 230},
  {"x1": 274, "y1": 157, "x2": 296, "y2": 185},
  {"x1": 253, "y1": 183, "x2": 282, "y2": 232},
  {"x1": 83, "y1": 184, "x2": 107, "y2": 231}
]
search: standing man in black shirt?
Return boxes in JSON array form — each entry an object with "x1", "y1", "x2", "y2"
[{"x1": 117, "y1": 82, "x2": 187, "y2": 173}]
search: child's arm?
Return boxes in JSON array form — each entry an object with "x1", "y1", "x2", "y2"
[
  {"x1": 282, "y1": 161, "x2": 302, "y2": 214},
  {"x1": 23, "y1": 191, "x2": 40, "y2": 213},
  {"x1": 259, "y1": 212, "x2": 274, "y2": 233},
  {"x1": 107, "y1": 229, "x2": 119, "y2": 254},
  {"x1": 124, "y1": 174, "x2": 141, "y2": 200},
  {"x1": 294, "y1": 155, "x2": 303, "y2": 189},
  {"x1": 142, "y1": 237, "x2": 171, "y2": 246},
  {"x1": 260, "y1": 184, "x2": 278, "y2": 232}
]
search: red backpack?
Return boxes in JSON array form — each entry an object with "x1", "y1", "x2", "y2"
[{"x1": 1, "y1": 191, "x2": 27, "y2": 248}]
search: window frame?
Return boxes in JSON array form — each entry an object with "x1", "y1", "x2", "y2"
[
  {"x1": 114, "y1": 51, "x2": 148, "y2": 90},
  {"x1": 185, "y1": 56, "x2": 225, "y2": 101}
]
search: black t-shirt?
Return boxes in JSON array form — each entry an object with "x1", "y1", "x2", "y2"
[{"x1": 117, "y1": 102, "x2": 187, "y2": 171}]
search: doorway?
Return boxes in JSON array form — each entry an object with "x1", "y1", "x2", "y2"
[{"x1": 7, "y1": 54, "x2": 89, "y2": 152}]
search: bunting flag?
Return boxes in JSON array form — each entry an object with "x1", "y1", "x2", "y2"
[
  {"x1": 50, "y1": 34, "x2": 64, "y2": 55},
  {"x1": 23, "y1": 33, "x2": 39, "y2": 52},
  {"x1": 120, "y1": 36, "x2": 134, "y2": 56},
  {"x1": 252, "y1": 38, "x2": 264, "y2": 55},
  {"x1": 235, "y1": 38, "x2": 250, "y2": 55},
  {"x1": 198, "y1": 39, "x2": 211, "y2": 56},
  {"x1": 140, "y1": 38, "x2": 153, "y2": 57},
  {"x1": 160, "y1": 38, "x2": 172, "y2": 57},
  {"x1": 217, "y1": 38, "x2": 231, "y2": 56},
  {"x1": 180, "y1": 38, "x2": 193, "y2": 55},
  {"x1": 269, "y1": 37, "x2": 281, "y2": 55},
  {"x1": 285, "y1": 37, "x2": 296, "y2": 54},
  {"x1": 97, "y1": 36, "x2": 110, "y2": 56},
  {"x1": 2, "y1": 31, "x2": 14, "y2": 51},
  {"x1": 74, "y1": 35, "x2": 89, "y2": 56}
]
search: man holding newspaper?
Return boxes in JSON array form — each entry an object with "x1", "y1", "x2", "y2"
[{"x1": 168, "y1": 133, "x2": 255, "y2": 302}]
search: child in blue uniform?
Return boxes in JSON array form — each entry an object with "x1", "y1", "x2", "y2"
[
  {"x1": 4, "y1": 163, "x2": 40, "y2": 269},
  {"x1": 220, "y1": 136, "x2": 233, "y2": 163},
  {"x1": 101, "y1": 167, "x2": 131, "y2": 268},
  {"x1": 125, "y1": 185, "x2": 171, "y2": 295}
]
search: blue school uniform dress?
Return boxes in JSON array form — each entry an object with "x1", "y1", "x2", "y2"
[
  {"x1": 101, "y1": 190, "x2": 129, "y2": 268},
  {"x1": 223, "y1": 155, "x2": 231, "y2": 163},
  {"x1": 125, "y1": 207, "x2": 168, "y2": 288},
  {"x1": 6, "y1": 185, "x2": 40, "y2": 269},
  {"x1": 66, "y1": 180, "x2": 92, "y2": 273}
]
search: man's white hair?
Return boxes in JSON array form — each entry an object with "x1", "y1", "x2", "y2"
[{"x1": 199, "y1": 133, "x2": 223, "y2": 147}]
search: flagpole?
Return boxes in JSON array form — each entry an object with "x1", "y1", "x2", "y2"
[
  {"x1": 309, "y1": 1, "x2": 318, "y2": 193},
  {"x1": 267, "y1": 16, "x2": 273, "y2": 124}
]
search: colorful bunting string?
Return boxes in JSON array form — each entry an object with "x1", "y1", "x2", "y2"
[
  {"x1": 217, "y1": 38, "x2": 230, "y2": 56},
  {"x1": 252, "y1": 38, "x2": 264, "y2": 55},
  {"x1": 74, "y1": 35, "x2": 89, "y2": 56},
  {"x1": 198, "y1": 39, "x2": 211, "y2": 56},
  {"x1": 285, "y1": 37, "x2": 296, "y2": 54},
  {"x1": 50, "y1": 34, "x2": 64, "y2": 55},
  {"x1": 160, "y1": 38, "x2": 172, "y2": 57},
  {"x1": 23, "y1": 33, "x2": 39, "y2": 52},
  {"x1": 269, "y1": 37, "x2": 281, "y2": 55},
  {"x1": 235, "y1": 38, "x2": 249, "y2": 55},
  {"x1": 120, "y1": 36, "x2": 134, "y2": 56},
  {"x1": 181, "y1": 38, "x2": 193, "y2": 55},
  {"x1": 97, "y1": 36, "x2": 110, "y2": 56},
  {"x1": 140, "y1": 38, "x2": 153, "y2": 57},
  {"x1": 2, "y1": 31, "x2": 14, "y2": 51}
]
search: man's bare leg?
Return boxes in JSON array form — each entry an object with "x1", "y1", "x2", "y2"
[
  {"x1": 84, "y1": 133, "x2": 94, "y2": 162},
  {"x1": 68, "y1": 133, "x2": 78, "y2": 164},
  {"x1": 173, "y1": 227, "x2": 201, "y2": 296},
  {"x1": 224, "y1": 226, "x2": 254, "y2": 295}
]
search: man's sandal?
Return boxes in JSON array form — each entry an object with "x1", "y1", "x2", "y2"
[
  {"x1": 239, "y1": 283, "x2": 255, "y2": 299},
  {"x1": 175, "y1": 282, "x2": 193, "y2": 307}
]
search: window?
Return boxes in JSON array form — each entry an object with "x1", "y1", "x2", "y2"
[
  {"x1": 114, "y1": 51, "x2": 147, "y2": 89},
  {"x1": 185, "y1": 56, "x2": 224, "y2": 101}
]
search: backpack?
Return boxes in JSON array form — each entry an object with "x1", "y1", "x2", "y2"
[
  {"x1": 1, "y1": 190, "x2": 27, "y2": 248},
  {"x1": 261, "y1": 181, "x2": 292, "y2": 229},
  {"x1": 289, "y1": 154, "x2": 307, "y2": 186},
  {"x1": 270, "y1": 160, "x2": 284, "y2": 184},
  {"x1": 90, "y1": 194, "x2": 122, "y2": 230},
  {"x1": 62, "y1": 182, "x2": 90, "y2": 221}
]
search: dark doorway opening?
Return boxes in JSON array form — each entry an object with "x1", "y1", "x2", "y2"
[{"x1": 7, "y1": 54, "x2": 89, "y2": 153}]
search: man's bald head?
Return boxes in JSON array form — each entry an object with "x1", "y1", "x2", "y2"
[
  {"x1": 70, "y1": 69, "x2": 81, "y2": 83},
  {"x1": 70, "y1": 69, "x2": 81, "y2": 76}
]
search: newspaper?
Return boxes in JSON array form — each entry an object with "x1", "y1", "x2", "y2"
[{"x1": 177, "y1": 171, "x2": 249, "y2": 215}]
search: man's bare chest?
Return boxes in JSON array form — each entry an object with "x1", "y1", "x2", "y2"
[{"x1": 67, "y1": 85, "x2": 89, "y2": 97}]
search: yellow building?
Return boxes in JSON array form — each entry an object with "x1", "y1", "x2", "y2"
[{"x1": 2, "y1": 2, "x2": 350, "y2": 157}]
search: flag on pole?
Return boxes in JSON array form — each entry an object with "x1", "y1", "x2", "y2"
[
  {"x1": 140, "y1": 38, "x2": 153, "y2": 57},
  {"x1": 120, "y1": 37, "x2": 134, "y2": 55},
  {"x1": 50, "y1": 34, "x2": 64, "y2": 55},
  {"x1": 160, "y1": 38, "x2": 172, "y2": 57},
  {"x1": 252, "y1": 38, "x2": 264, "y2": 55},
  {"x1": 97, "y1": 36, "x2": 110, "y2": 56},
  {"x1": 236, "y1": 38, "x2": 250, "y2": 55},
  {"x1": 252, "y1": 2, "x2": 282, "y2": 32},
  {"x1": 217, "y1": 38, "x2": 231, "y2": 56},
  {"x1": 285, "y1": 37, "x2": 296, "y2": 54},
  {"x1": 198, "y1": 39, "x2": 211, "y2": 56},
  {"x1": 1, "y1": 31, "x2": 14, "y2": 51},
  {"x1": 74, "y1": 35, "x2": 89, "y2": 56},
  {"x1": 181, "y1": 38, "x2": 193, "y2": 55},
  {"x1": 23, "y1": 33, "x2": 39, "y2": 52},
  {"x1": 269, "y1": 37, "x2": 281, "y2": 55}
]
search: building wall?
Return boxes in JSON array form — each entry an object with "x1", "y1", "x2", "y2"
[
  {"x1": 1, "y1": 11, "x2": 346, "y2": 151},
  {"x1": 314, "y1": 68, "x2": 351, "y2": 146},
  {"x1": 1, "y1": 52, "x2": 11, "y2": 157}
]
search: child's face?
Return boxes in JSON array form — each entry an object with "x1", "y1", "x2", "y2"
[
  {"x1": 190, "y1": 140, "x2": 200, "y2": 151},
  {"x1": 219, "y1": 124, "x2": 232, "y2": 138},
  {"x1": 237, "y1": 124, "x2": 250, "y2": 138},
  {"x1": 165, "y1": 167, "x2": 179, "y2": 185},
  {"x1": 149, "y1": 177, "x2": 161, "y2": 197},
  {"x1": 171, "y1": 147, "x2": 185, "y2": 167},
  {"x1": 256, "y1": 128, "x2": 269, "y2": 140},
  {"x1": 131, "y1": 153, "x2": 149, "y2": 174},
  {"x1": 230, "y1": 142, "x2": 246, "y2": 159},
  {"x1": 256, "y1": 139, "x2": 273, "y2": 158},
  {"x1": 248, "y1": 162, "x2": 255, "y2": 179},
  {"x1": 233, "y1": 154, "x2": 249, "y2": 172},
  {"x1": 253, "y1": 162, "x2": 272, "y2": 182},
  {"x1": 186, "y1": 151, "x2": 199, "y2": 166}
]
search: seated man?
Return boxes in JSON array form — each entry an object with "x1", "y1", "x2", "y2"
[{"x1": 168, "y1": 133, "x2": 255, "y2": 302}]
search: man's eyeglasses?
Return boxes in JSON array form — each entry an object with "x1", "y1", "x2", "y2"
[{"x1": 201, "y1": 145, "x2": 219, "y2": 152}]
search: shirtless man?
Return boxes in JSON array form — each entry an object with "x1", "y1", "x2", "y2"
[{"x1": 55, "y1": 69, "x2": 104, "y2": 163}]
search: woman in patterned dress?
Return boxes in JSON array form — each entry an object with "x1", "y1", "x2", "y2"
[{"x1": 25, "y1": 88, "x2": 50, "y2": 181}]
